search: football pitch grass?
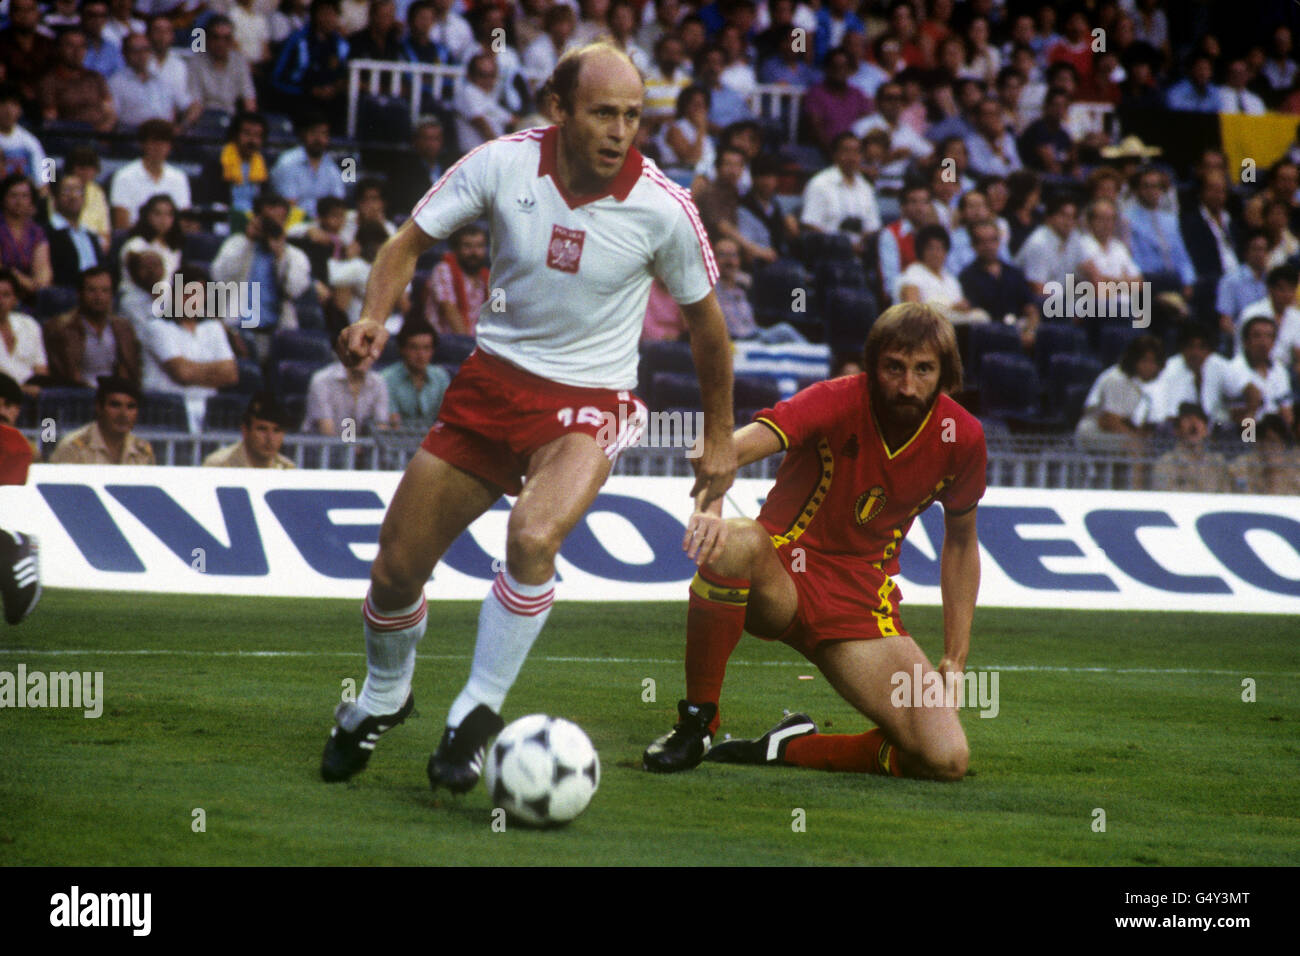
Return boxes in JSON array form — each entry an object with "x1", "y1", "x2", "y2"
[{"x1": 2, "y1": 590, "x2": 1297, "y2": 867}]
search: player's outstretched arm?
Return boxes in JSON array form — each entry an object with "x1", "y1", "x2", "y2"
[
  {"x1": 679, "y1": 291, "x2": 737, "y2": 509},
  {"x1": 336, "y1": 220, "x2": 438, "y2": 366},
  {"x1": 938, "y1": 505, "x2": 980, "y2": 676},
  {"x1": 683, "y1": 421, "x2": 783, "y2": 566}
]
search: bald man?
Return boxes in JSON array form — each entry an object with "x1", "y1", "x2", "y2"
[{"x1": 322, "y1": 43, "x2": 737, "y2": 795}]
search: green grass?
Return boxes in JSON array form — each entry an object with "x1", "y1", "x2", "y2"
[{"x1": 2, "y1": 590, "x2": 1297, "y2": 866}]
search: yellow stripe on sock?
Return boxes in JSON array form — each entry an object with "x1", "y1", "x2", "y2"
[{"x1": 689, "y1": 572, "x2": 750, "y2": 606}]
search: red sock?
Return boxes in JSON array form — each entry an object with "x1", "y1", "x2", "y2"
[
  {"x1": 684, "y1": 567, "x2": 749, "y2": 733},
  {"x1": 783, "y1": 728, "x2": 906, "y2": 776}
]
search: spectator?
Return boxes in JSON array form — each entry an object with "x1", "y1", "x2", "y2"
[
  {"x1": 102, "y1": 0, "x2": 144, "y2": 48},
  {"x1": 140, "y1": 275, "x2": 239, "y2": 434},
  {"x1": 389, "y1": 116, "x2": 445, "y2": 213},
  {"x1": 1078, "y1": 198, "x2": 1143, "y2": 317},
  {"x1": 428, "y1": 223, "x2": 488, "y2": 336},
  {"x1": 1152, "y1": 402, "x2": 1231, "y2": 492},
  {"x1": 188, "y1": 14, "x2": 258, "y2": 116},
  {"x1": 43, "y1": 266, "x2": 139, "y2": 388},
  {"x1": 231, "y1": 0, "x2": 272, "y2": 65},
  {"x1": 43, "y1": 0, "x2": 83, "y2": 37},
  {"x1": 656, "y1": 85, "x2": 714, "y2": 182},
  {"x1": 270, "y1": 0, "x2": 351, "y2": 118},
  {"x1": 758, "y1": 25, "x2": 820, "y2": 91},
  {"x1": 1166, "y1": 52, "x2": 1221, "y2": 113},
  {"x1": 1218, "y1": 58, "x2": 1265, "y2": 115},
  {"x1": 1152, "y1": 325, "x2": 1259, "y2": 429},
  {"x1": 1238, "y1": 266, "x2": 1300, "y2": 377},
  {"x1": 737, "y1": 153, "x2": 798, "y2": 260},
  {"x1": 640, "y1": 0, "x2": 683, "y2": 57},
  {"x1": 604, "y1": 1, "x2": 651, "y2": 75},
  {"x1": 716, "y1": 24, "x2": 757, "y2": 97},
  {"x1": 292, "y1": 194, "x2": 349, "y2": 294},
  {"x1": 878, "y1": 183, "x2": 934, "y2": 303},
  {"x1": 641, "y1": 275, "x2": 686, "y2": 342},
  {"x1": 379, "y1": 318, "x2": 450, "y2": 430},
  {"x1": 1014, "y1": 194, "x2": 1084, "y2": 298},
  {"x1": 270, "y1": 0, "x2": 312, "y2": 45},
  {"x1": 645, "y1": 33, "x2": 692, "y2": 129},
  {"x1": 709, "y1": 235, "x2": 756, "y2": 340},
  {"x1": 965, "y1": 16, "x2": 1001, "y2": 87},
  {"x1": 45, "y1": 175, "x2": 104, "y2": 288},
  {"x1": 204, "y1": 112, "x2": 269, "y2": 219},
  {"x1": 523, "y1": 5, "x2": 577, "y2": 92},
  {"x1": 802, "y1": 47, "x2": 872, "y2": 155},
  {"x1": 348, "y1": 0, "x2": 403, "y2": 61},
  {"x1": 110, "y1": 32, "x2": 186, "y2": 130},
  {"x1": 109, "y1": 120, "x2": 192, "y2": 230},
  {"x1": 1261, "y1": 198, "x2": 1300, "y2": 268},
  {"x1": 38, "y1": 27, "x2": 116, "y2": 133},
  {"x1": 302, "y1": 352, "x2": 390, "y2": 435},
  {"x1": 1045, "y1": 9, "x2": 1094, "y2": 94},
  {"x1": 79, "y1": 1, "x2": 123, "y2": 79},
  {"x1": 453, "y1": 52, "x2": 516, "y2": 152},
  {"x1": 401, "y1": 0, "x2": 451, "y2": 94},
  {"x1": 814, "y1": 0, "x2": 864, "y2": 67},
  {"x1": 1234, "y1": 315, "x2": 1295, "y2": 431},
  {"x1": 1016, "y1": 87, "x2": 1077, "y2": 176},
  {"x1": 693, "y1": 145, "x2": 750, "y2": 249},
  {"x1": 145, "y1": 15, "x2": 200, "y2": 132},
  {"x1": 851, "y1": 80, "x2": 933, "y2": 195},
  {"x1": 428, "y1": 0, "x2": 474, "y2": 64},
  {"x1": 925, "y1": 75, "x2": 981, "y2": 145},
  {"x1": 694, "y1": 44, "x2": 752, "y2": 132},
  {"x1": 340, "y1": 0, "x2": 370, "y2": 35},
  {"x1": 946, "y1": 190, "x2": 1001, "y2": 273},
  {"x1": 513, "y1": 0, "x2": 550, "y2": 53},
  {"x1": 0, "y1": 0, "x2": 59, "y2": 112},
  {"x1": 896, "y1": 223, "x2": 987, "y2": 324},
  {"x1": 799, "y1": 132, "x2": 881, "y2": 257},
  {"x1": 886, "y1": 0, "x2": 924, "y2": 67},
  {"x1": 958, "y1": 218, "x2": 1035, "y2": 332},
  {"x1": 1074, "y1": 333, "x2": 1163, "y2": 453},
  {"x1": 1120, "y1": 166, "x2": 1195, "y2": 312},
  {"x1": 965, "y1": 96, "x2": 1021, "y2": 179},
  {"x1": 0, "y1": 175, "x2": 51, "y2": 303},
  {"x1": 0, "y1": 270, "x2": 45, "y2": 395},
  {"x1": 64, "y1": 147, "x2": 111, "y2": 253},
  {"x1": 0, "y1": 85, "x2": 47, "y2": 182},
  {"x1": 48, "y1": 374, "x2": 154, "y2": 464},
  {"x1": 269, "y1": 113, "x2": 346, "y2": 219},
  {"x1": 1230, "y1": 414, "x2": 1300, "y2": 494},
  {"x1": 203, "y1": 391, "x2": 297, "y2": 468},
  {"x1": 1003, "y1": 168, "x2": 1041, "y2": 256},
  {"x1": 212, "y1": 193, "x2": 313, "y2": 356},
  {"x1": 849, "y1": 32, "x2": 901, "y2": 101},
  {"x1": 118, "y1": 193, "x2": 183, "y2": 334},
  {"x1": 1217, "y1": 230, "x2": 1270, "y2": 349},
  {"x1": 326, "y1": 220, "x2": 391, "y2": 328}
]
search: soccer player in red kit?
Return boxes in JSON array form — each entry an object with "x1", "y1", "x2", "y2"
[
  {"x1": 0, "y1": 371, "x2": 40, "y2": 624},
  {"x1": 644, "y1": 303, "x2": 985, "y2": 780},
  {"x1": 320, "y1": 43, "x2": 737, "y2": 792}
]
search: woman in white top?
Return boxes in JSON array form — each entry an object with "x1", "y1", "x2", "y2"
[
  {"x1": 1078, "y1": 198, "x2": 1142, "y2": 318},
  {"x1": 1075, "y1": 333, "x2": 1164, "y2": 453},
  {"x1": 656, "y1": 85, "x2": 715, "y2": 183},
  {"x1": 0, "y1": 271, "x2": 46, "y2": 394},
  {"x1": 120, "y1": 194, "x2": 183, "y2": 337},
  {"x1": 896, "y1": 224, "x2": 990, "y2": 324}
]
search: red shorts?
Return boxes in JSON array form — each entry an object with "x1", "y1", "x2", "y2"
[
  {"x1": 421, "y1": 349, "x2": 647, "y2": 495},
  {"x1": 764, "y1": 538, "x2": 908, "y2": 660}
]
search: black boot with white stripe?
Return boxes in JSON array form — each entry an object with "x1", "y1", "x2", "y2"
[
  {"x1": 1, "y1": 531, "x2": 40, "y2": 626},
  {"x1": 705, "y1": 711, "x2": 817, "y2": 766},
  {"x1": 320, "y1": 692, "x2": 415, "y2": 782},
  {"x1": 426, "y1": 704, "x2": 504, "y2": 795}
]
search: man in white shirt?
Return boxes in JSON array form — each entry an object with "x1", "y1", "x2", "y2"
[
  {"x1": 522, "y1": 5, "x2": 576, "y2": 93},
  {"x1": 851, "y1": 81, "x2": 932, "y2": 194},
  {"x1": 108, "y1": 119, "x2": 192, "y2": 229},
  {"x1": 453, "y1": 52, "x2": 515, "y2": 152},
  {"x1": 1152, "y1": 324, "x2": 1259, "y2": 428},
  {"x1": 109, "y1": 32, "x2": 187, "y2": 129},
  {"x1": 429, "y1": 0, "x2": 474, "y2": 63},
  {"x1": 1218, "y1": 59, "x2": 1266, "y2": 115},
  {"x1": 1237, "y1": 265, "x2": 1300, "y2": 376},
  {"x1": 145, "y1": 14, "x2": 200, "y2": 131},
  {"x1": 799, "y1": 132, "x2": 881, "y2": 255},
  {"x1": 1013, "y1": 195, "x2": 1084, "y2": 297},
  {"x1": 1233, "y1": 315, "x2": 1295, "y2": 430},
  {"x1": 319, "y1": 44, "x2": 736, "y2": 798}
]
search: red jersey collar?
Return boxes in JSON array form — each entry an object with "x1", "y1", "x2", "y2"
[{"x1": 537, "y1": 125, "x2": 643, "y2": 209}]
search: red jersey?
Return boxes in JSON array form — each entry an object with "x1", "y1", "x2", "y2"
[
  {"x1": 753, "y1": 375, "x2": 986, "y2": 578},
  {"x1": 1, "y1": 423, "x2": 33, "y2": 485}
]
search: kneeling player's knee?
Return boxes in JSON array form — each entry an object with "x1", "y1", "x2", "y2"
[
  {"x1": 920, "y1": 737, "x2": 969, "y2": 782},
  {"x1": 707, "y1": 519, "x2": 769, "y2": 578}
]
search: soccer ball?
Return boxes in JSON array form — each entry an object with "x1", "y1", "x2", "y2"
[{"x1": 484, "y1": 714, "x2": 600, "y2": 827}]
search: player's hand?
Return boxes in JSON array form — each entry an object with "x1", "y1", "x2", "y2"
[
  {"x1": 688, "y1": 431, "x2": 737, "y2": 512},
  {"x1": 683, "y1": 492, "x2": 726, "y2": 566},
  {"x1": 336, "y1": 319, "x2": 388, "y2": 366},
  {"x1": 937, "y1": 654, "x2": 966, "y2": 681}
]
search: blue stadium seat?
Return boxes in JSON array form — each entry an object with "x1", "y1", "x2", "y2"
[
  {"x1": 273, "y1": 359, "x2": 327, "y2": 398},
  {"x1": 637, "y1": 340, "x2": 695, "y2": 395},
  {"x1": 1098, "y1": 324, "x2": 1148, "y2": 368},
  {"x1": 752, "y1": 258, "x2": 812, "y2": 328},
  {"x1": 182, "y1": 231, "x2": 226, "y2": 266},
  {"x1": 33, "y1": 286, "x2": 78, "y2": 321},
  {"x1": 356, "y1": 94, "x2": 413, "y2": 144},
  {"x1": 798, "y1": 231, "x2": 856, "y2": 268},
  {"x1": 138, "y1": 391, "x2": 189, "y2": 430},
  {"x1": 1033, "y1": 323, "x2": 1088, "y2": 379},
  {"x1": 979, "y1": 352, "x2": 1041, "y2": 419},
  {"x1": 821, "y1": 286, "x2": 877, "y2": 354},
  {"x1": 436, "y1": 333, "x2": 476, "y2": 366},
  {"x1": 1046, "y1": 353, "x2": 1103, "y2": 415},
  {"x1": 651, "y1": 372, "x2": 701, "y2": 412},
  {"x1": 815, "y1": 259, "x2": 868, "y2": 293},
  {"x1": 733, "y1": 374, "x2": 781, "y2": 412},
  {"x1": 270, "y1": 328, "x2": 334, "y2": 365},
  {"x1": 1064, "y1": 382, "x2": 1092, "y2": 426},
  {"x1": 37, "y1": 387, "x2": 95, "y2": 431},
  {"x1": 283, "y1": 394, "x2": 307, "y2": 432},
  {"x1": 220, "y1": 358, "x2": 265, "y2": 394},
  {"x1": 204, "y1": 393, "x2": 248, "y2": 430},
  {"x1": 966, "y1": 322, "x2": 1024, "y2": 387}
]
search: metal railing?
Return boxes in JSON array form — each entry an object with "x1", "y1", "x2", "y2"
[{"x1": 346, "y1": 59, "x2": 805, "y2": 144}]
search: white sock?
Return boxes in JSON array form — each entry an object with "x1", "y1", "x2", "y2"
[
  {"x1": 351, "y1": 591, "x2": 428, "y2": 726},
  {"x1": 447, "y1": 570, "x2": 555, "y2": 727}
]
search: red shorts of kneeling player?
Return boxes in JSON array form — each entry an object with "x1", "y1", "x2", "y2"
[{"x1": 421, "y1": 349, "x2": 648, "y2": 496}]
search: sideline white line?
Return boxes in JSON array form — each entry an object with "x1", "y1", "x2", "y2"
[{"x1": 0, "y1": 648, "x2": 1294, "y2": 677}]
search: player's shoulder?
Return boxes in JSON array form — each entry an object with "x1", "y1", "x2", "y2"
[
  {"x1": 933, "y1": 393, "x2": 985, "y2": 446},
  {"x1": 633, "y1": 154, "x2": 701, "y2": 218},
  {"x1": 784, "y1": 373, "x2": 867, "y2": 420}
]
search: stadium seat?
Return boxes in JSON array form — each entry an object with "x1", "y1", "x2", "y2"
[
  {"x1": 1046, "y1": 353, "x2": 1103, "y2": 416},
  {"x1": 273, "y1": 358, "x2": 327, "y2": 398},
  {"x1": 638, "y1": 340, "x2": 695, "y2": 396},
  {"x1": 283, "y1": 394, "x2": 307, "y2": 431},
  {"x1": 821, "y1": 286, "x2": 877, "y2": 354},
  {"x1": 966, "y1": 322, "x2": 1024, "y2": 387},
  {"x1": 204, "y1": 393, "x2": 247, "y2": 430},
  {"x1": 37, "y1": 387, "x2": 95, "y2": 431},
  {"x1": 436, "y1": 334, "x2": 476, "y2": 366},
  {"x1": 979, "y1": 352, "x2": 1041, "y2": 420},
  {"x1": 220, "y1": 358, "x2": 265, "y2": 394},
  {"x1": 182, "y1": 231, "x2": 226, "y2": 266},
  {"x1": 815, "y1": 259, "x2": 868, "y2": 294},
  {"x1": 798, "y1": 231, "x2": 856, "y2": 268},
  {"x1": 1098, "y1": 324, "x2": 1147, "y2": 368},
  {"x1": 1064, "y1": 382, "x2": 1092, "y2": 427},
  {"x1": 137, "y1": 391, "x2": 189, "y2": 430},
  {"x1": 1032, "y1": 323, "x2": 1088, "y2": 379},
  {"x1": 269, "y1": 328, "x2": 334, "y2": 365},
  {"x1": 32, "y1": 286, "x2": 77, "y2": 321},
  {"x1": 733, "y1": 374, "x2": 781, "y2": 413},
  {"x1": 356, "y1": 93, "x2": 413, "y2": 144},
  {"x1": 752, "y1": 258, "x2": 813, "y2": 329},
  {"x1": 651, "y1": 372, "x2": 702, "y2": 412}
]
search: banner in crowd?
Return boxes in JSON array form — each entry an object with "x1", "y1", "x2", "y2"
[{"x1": 2, "y1": 465, "x2": 1298, "y2": 614}]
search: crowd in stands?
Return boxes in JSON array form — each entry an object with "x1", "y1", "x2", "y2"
[{"x1": 0, "y1": 0, "x2": 1298, "y2": 492}]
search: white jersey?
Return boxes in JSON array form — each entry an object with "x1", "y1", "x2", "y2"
[{"x1": 410, "y1": 127, "x2": 717, "y2": 389}]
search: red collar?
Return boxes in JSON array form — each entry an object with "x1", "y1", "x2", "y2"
[{"x1": 537, "y1": 125, "x2": 643, "y2": 209}]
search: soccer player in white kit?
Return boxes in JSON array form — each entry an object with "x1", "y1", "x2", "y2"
[{"x1": 321, "y1": 43, "x2": 738, "y2": 793}]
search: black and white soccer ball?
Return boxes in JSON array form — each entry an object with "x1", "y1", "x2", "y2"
[{"x1": 484, "y1": 714, "x2": 600, "y2": 827}]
